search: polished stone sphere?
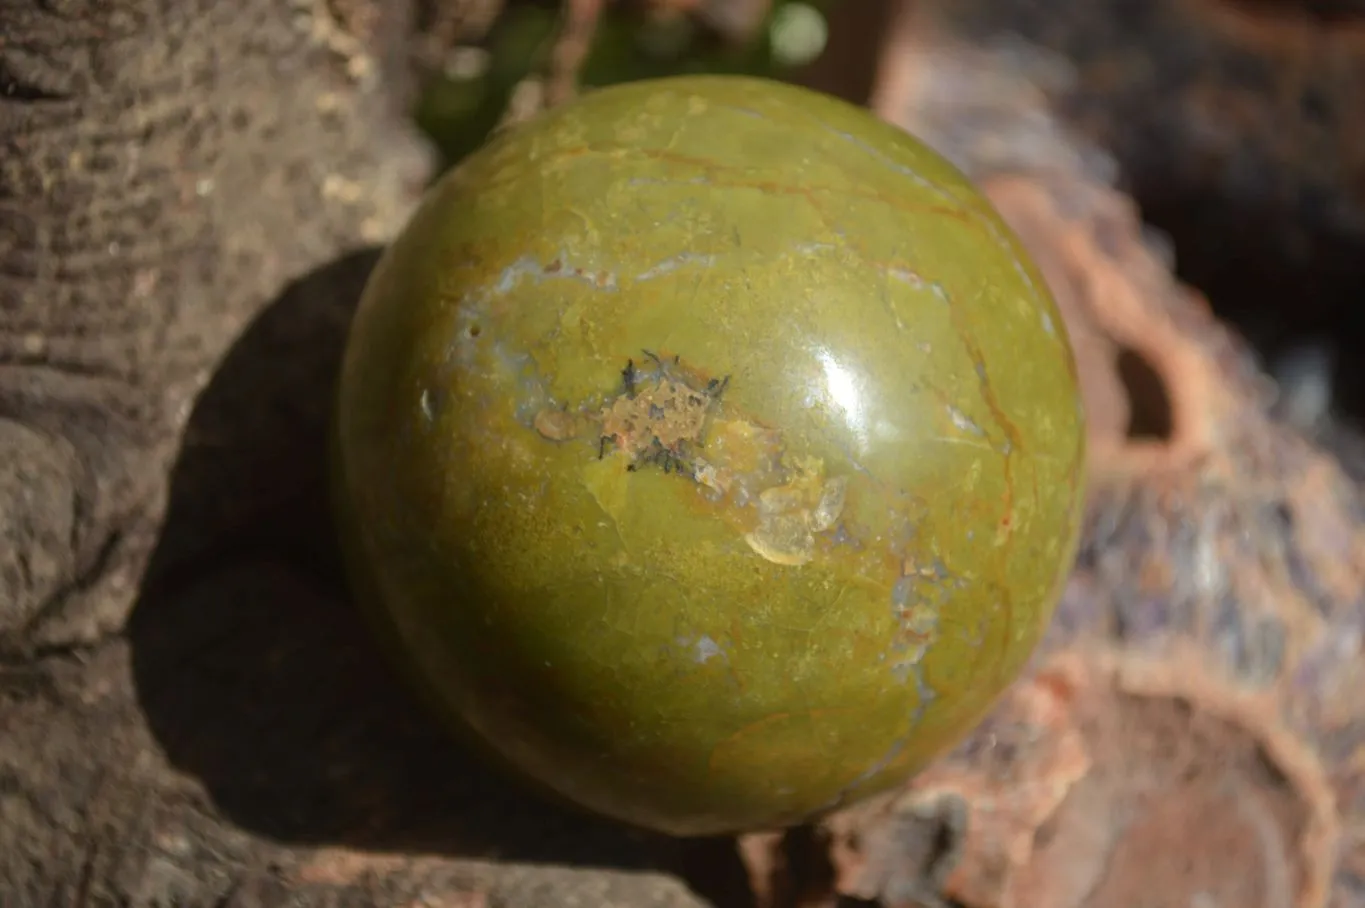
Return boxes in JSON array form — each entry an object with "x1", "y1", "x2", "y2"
[{"x1": 331, "y1": 75, "x2": 1086, "y2": 836}]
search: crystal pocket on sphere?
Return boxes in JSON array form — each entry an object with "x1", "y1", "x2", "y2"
[{"x1": 330, "y1": 75, "x2": 1087, "y2": 836}]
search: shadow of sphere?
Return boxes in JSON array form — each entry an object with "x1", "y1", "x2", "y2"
[{"x1": 124, "y1": 250, "x2": 750, "y2": 885}]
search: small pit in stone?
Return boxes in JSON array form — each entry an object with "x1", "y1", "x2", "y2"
[
  {"x1": 1064, "y1": 691, "x2": 1322, "y2": 908},
  {"x1": 597, "y1": 352, "x2": 730, "y2": 477},
  {"x1": 1116, "y1": 345, "x2": 1174, "y2": 441}
]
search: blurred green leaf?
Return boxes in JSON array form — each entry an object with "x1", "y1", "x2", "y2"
[{"x1": 415, "y1": 0, "x2": 840, "y2": 175}]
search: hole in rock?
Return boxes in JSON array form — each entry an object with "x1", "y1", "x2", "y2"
[
  {"x1": 1116, "y1": 346, "x2": 1174, "y2": 441},
  {"x1": 1134, "y1": 191, "x2": 1365, "y2": 431}
]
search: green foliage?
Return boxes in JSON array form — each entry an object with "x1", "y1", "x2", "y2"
[{"x1": 415, "y1": 1, "x2": 837, "y2": 172}]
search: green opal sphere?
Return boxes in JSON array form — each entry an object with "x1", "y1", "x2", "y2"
[{"x1": 331, "y1": 75, "x2": 1086, "y2": 836}]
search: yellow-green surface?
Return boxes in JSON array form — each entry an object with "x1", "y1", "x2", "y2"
[{"x1": 332, "y1": 75, "x2": 1086, "y2": 836}]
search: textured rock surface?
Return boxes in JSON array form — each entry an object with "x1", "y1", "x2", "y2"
[
  {"x1": 3, "y1": 2, "x2": 1363, "y2": 907},
  {"x1": 0, "y1": 0, "x2": 429, "y2": 652}
]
